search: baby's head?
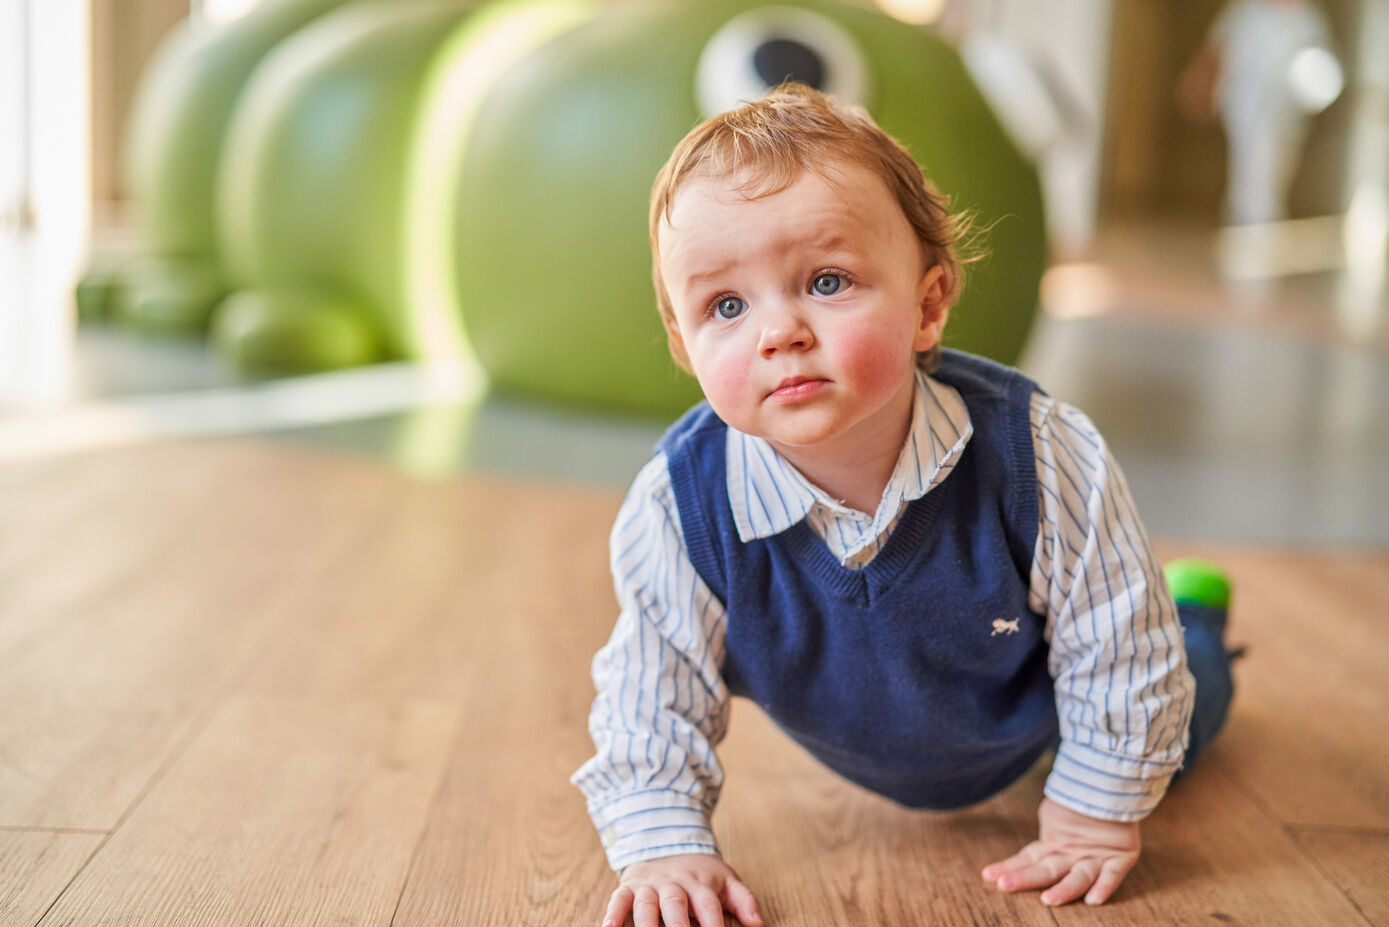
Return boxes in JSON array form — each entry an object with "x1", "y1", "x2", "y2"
[{"x1": 650, "y1": 82, "x2": 970, "y2": 374}]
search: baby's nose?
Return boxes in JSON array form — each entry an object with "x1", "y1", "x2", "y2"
[{"x1": 757, "y1": 309, "x2": 814, "y2": 357}]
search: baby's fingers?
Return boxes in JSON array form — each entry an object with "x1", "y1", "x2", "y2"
[
  {"x1": 984, "y1": 848, "x2": 1065, "y2": 892},
  {"x1": 1083, "y1": 854, "x2": 1137, "y2": 905},
  {"x1": 602, "y1": 885, "x2": 633, "y2": 927},
  {"x1": 632, "y1": 885, "x2": 662, "y2": 927},
  {"x1": 688, "y1": 886, "x2": 728, "y2": 927},
  {"x1": 658, "y1": 886, "x2": 693, "y2": 927},
  {"x1": 1039, "y1": 857, "x2": 1101, "y2": 906},
  {"x1": 981, "y1": 841, "x2": 1048, "y2": 883},
  {"x1": 721, "y1": 875, "x2": 765, "y2": 925}
]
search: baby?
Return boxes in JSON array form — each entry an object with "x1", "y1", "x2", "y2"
[{"x1": 572, "y1": 83, "x2": 1235, "y2": 927}]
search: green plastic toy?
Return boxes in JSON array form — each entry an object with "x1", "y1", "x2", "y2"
[
  {"x1": 90, "y1": 0, "x2": 356, "y2": 332},
  {"x1": 87, "y1": 0, "x2": 1047, "y2": 417},
  {"x1": 1164, "y1": 558, "x2": 1233, "y2": 610}
]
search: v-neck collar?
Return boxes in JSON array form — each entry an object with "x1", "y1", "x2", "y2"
[{"x1": 725, "y1": 369, "x2": 974, "y2": 553}]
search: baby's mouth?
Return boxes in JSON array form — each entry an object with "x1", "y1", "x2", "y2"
[{"x1": 768, "y1": 376, "x2": 829, "y2": 402}]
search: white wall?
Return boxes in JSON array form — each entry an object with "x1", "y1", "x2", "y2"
[
  {"x1": 0, "y1": 0, "x2": 89, "y2": 407},
  {"x1": 0, "y1": 0, "x2": 28, "y2": 226},
  {"x1": 30, "y1": 0, "x2": 91, "y2": 235}
]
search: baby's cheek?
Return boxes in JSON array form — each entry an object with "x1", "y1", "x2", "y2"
[
  {"x1": 837, "y1": 329, "x2": 912, "y2": 397},
  {"x1": 696, "y1": 353, "x2": 753, "y2": 419}
]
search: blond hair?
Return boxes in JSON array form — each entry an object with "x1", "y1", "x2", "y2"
[{"x1": 650, "y1": 82, "x2": 973, "y2": 372}]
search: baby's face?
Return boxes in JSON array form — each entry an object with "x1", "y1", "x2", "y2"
[{"x1": 658, "y1": 163, "x2": 946, "y2": 466}]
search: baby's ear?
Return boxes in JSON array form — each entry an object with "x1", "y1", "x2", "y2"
[{"x1": 914, "y1": 265, "x2": 950, "y2": 352}]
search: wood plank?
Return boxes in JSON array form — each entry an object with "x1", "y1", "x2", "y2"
[
  {"x1": 0, "y1": 447, "x2": 198, "y2": 660},
  {"x1": 0, "y1": 830, "x2": 105, "y2": 927},
  {"x1": 0, "y1": 443, "x2": 390, "y2": 829},
  {"x1": 1292, "y1": 828, "x2": 1389, "y2": 927},
  {"x1": 36, "y1": 693, "x2": 459, "y2": 927},
  {"x1": 389, "y1": 480, "x2": 626, "y2": 925},
  {"x1": 1156, "y1": 544, "x2": 1389, "y2": 828},
  {"x1": 235, "y1": 476, "x2": 541, "y2": 699}
]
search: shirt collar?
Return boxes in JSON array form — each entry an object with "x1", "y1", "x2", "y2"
[{"x1": 725, "y1": 368, "x2": 974, "y2": 542}]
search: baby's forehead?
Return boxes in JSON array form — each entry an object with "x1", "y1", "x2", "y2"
[
  {"x1": 685, "y1": 157, "x2": 867, "y2": 200},
  {"x1": 666, "y1": 160, "x2": 888, "y2": 228},
  {"x1": 658, "y1": 164, "x2": 917, "y2": 272}
]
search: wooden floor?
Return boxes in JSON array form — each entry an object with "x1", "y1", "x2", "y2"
[{"x1": 2, "y1": 440, "x2": 1386, "y2": 927}]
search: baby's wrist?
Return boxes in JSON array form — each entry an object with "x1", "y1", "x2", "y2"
[{"x1": 619, "y1": 850, "x2": 731, "y2": 885}]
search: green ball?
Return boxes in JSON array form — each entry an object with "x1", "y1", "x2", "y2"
[{"x1": 1164, "y1": 558, "x2": 1232, "y2": 610}]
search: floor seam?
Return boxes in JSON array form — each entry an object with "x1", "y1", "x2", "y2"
[
  {"x1": 0, "y1": 826, "x2": 109, "y2": 836},
  {"x1": 1283, "y1": 823, "x2": 1377, "y2": 927},
  {"x1": 1286, "y1": 823, "x2": 1389, "y2": 837}
]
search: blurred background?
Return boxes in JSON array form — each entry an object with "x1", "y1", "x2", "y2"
[{"x1": 2, "y1": 0, "x2": 1386, "y2": 545}]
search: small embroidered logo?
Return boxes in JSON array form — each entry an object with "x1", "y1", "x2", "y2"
[{"x1": 991, "y1": 618, "x2": 1020, "y2": 636}]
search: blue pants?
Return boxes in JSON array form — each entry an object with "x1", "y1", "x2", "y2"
[{"x1": 1176, "y1": 602, "x2": 1237, "y2": 773}]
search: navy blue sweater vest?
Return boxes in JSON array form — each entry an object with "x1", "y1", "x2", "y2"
[{"x1": 660, "y1": 350, "x2": 1057, "y2": 809}]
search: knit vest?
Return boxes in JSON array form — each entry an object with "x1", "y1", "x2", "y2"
[{"x1": 660, "y1": 350, "x2": 1057, "y2": 809}]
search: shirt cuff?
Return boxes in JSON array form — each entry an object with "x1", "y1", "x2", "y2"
[
  {"x1": 587, "y1": 788, "x2": 721, "y2": 871},
  {"x1": 1044, "y1": 740, "x2": 1181, "y2": 822}
]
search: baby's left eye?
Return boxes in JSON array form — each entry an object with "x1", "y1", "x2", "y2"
[{"x1": 812, "y1": 273, "x2": 844, "y2": 295}]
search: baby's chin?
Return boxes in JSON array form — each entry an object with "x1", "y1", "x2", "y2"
[
  {"x1": 760, "y1": 418, "x2": 868, "y2": 456},
  {"x1": 716, "y1": 411, "x2": 835, "y2": 450}
]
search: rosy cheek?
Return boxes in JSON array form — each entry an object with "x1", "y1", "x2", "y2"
[
  {"x1": 708, "y1": 357, "x2": 751, "y2": 406},
  {"x1": 690, "y1": 343, "x2": 752, "y2": 417},
  {"x1": 833, "y1": 329, "x2": 908, "y2": 397}
]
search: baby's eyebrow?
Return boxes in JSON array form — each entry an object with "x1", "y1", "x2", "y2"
[
  {"x1": 809, "y1": 233, "x2": 854, "y2": 252},
  {"x1": 684, "y1": 262, "x2": 737, "y2": 290},
  {"x1": 775, "y1": 230, "x2": 865, "y2": 259}
]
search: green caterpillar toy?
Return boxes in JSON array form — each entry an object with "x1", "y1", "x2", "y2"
[{"x1": 82, "y1": 0, "x2": 1046, "y2": 417}]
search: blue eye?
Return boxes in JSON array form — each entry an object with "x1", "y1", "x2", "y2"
[
  {"x1": 813, "y1": 273, "x2": 843, "y2": 295},
  {"x1": 715, "y1": 296, "x2": 747, "y2": 319}
]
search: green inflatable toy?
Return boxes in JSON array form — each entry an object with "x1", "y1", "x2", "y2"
[
  {"x1": 91, "y1": 0, "x2": 1046, "y2": 418},
  {"x1": 83, "y1": 0, "x2": 355, "y2": 332}
]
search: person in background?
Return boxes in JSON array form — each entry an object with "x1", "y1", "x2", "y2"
[{"x1": 1178, "y1": 0, "x2": 1342, "y2": 225}]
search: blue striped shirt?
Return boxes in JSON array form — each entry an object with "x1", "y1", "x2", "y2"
[{"x1": 572, "y1": 370, "x2": 1195, "y2": 871}]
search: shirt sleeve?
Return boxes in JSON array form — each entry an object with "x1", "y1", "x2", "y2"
[
  {"x1": 1028, "y1": 393, "x2": 1197, "y2": 822},
  {"x1": 570, "y1": 453, "x2": 733, "y2": 870}
]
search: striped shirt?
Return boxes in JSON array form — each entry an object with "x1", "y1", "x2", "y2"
[{"x1": 572, "y1": 369, "x2": 1195, "y2": 871}]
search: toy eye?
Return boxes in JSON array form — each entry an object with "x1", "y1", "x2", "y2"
[{"x1": 695, "y1": 7, "x2": 871, "y2": 117}]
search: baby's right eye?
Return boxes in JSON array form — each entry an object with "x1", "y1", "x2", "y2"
[{"x1": 714, "y1": 296, "x2": 747, "y2": 320}]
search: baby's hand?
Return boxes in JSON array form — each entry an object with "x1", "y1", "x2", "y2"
[
  {"x1": 604, "y1": 853, "x2": 764, "y2": 927},
  {"x1": 981, "y1": 797, "x2": 1141, "y2": 906}
]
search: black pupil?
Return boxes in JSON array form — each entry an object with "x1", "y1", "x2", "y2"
[
  {"x1": 720, "y1": 298, "x2": 740, "y2": 316},
  {"x1": 816, "y1": 275, "x2": 838, "y2": 293},
  {"x1": 752, "y1": 38, "x2": 826, "y2": 90}
]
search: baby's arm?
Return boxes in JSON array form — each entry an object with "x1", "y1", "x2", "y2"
[
  {"x1": 572, "y1": 456, "x2": 763, "y2": 926},
  {"x1": 995, "y1": 395, "x2": 1196, "y2": 904}
]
